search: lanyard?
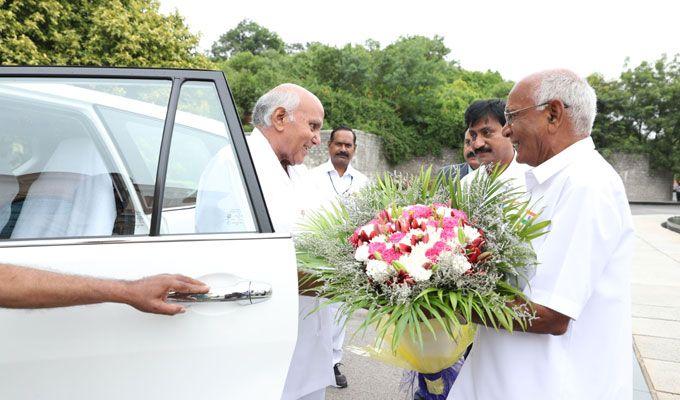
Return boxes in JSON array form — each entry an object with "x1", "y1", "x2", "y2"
[{"x1": 328, "y1": 171, "x2": 353, "y2": 196}]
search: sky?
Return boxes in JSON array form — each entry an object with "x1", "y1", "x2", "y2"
[{"x1": 159, "y1": 0, "x2": 680, "y2": 81}]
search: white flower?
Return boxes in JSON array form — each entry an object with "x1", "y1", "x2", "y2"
[
  {"x1": 360, "y1": 223, "x2": 375, "y2": 236},
  {"x1": 370, "y1": 235, "x2": 386, "y2": 243},
  {"x1": 436, "y1": 206, "x2": 452, "y2": 217},
  {"x1": 409, "y1": 264, "x2": 433, "y2": 282},
  {"x1": 426, "y1": 225, "x2": 441, "y2": 242},
  {"x1": 449, "y1": 253, "x2": 472, "y2": 274},
  {"x1": 399, "y1": 244, "x2": 433, "y2": 282},
  {"x1": 461, "y1": 225, "x2": 481, "y2": 243},
  {"x1": 445, "y1": 239, "x2": 463, "y2": 253},
  {"x1": 398, "y1": 229, "x2": 423, "y2": 247},
  {"x1": 366, "y1": 259, "x2": 391, "y2": 282},
  {"x1": 354, "y1": 244, "x2": 370, "y2": 262}
]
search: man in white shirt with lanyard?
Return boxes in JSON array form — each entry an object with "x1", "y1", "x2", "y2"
[
  {"x1": 308, "y1": 126, "x2": 369, "y2": 388},
  {"x1": 461, "y1": 99, "x2": 530, "y2": 191},
  {"x1": 449, "y1": 70, "x2": 634, "y2": 400},
  {"x1": 196, "y1": 83, "x2": 333, "y2": 400}
]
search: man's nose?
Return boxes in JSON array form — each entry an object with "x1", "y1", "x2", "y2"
[
  {"x1": 312, "y1": 131, "x2": 321, "y2": 145},
  {"x1": 471, "y1": 136, "x2": 484, "y2": 149}
]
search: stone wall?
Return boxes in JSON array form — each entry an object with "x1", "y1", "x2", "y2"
[
  {"x1": 304, "y1": 130, "x2": 672, "y2": 202},
  {"x1": 303, "y1": 130, "x2": 461, "y2": 176},
  {"x1": 607, "y1": 153, "x2": 673, "y2": 202}
]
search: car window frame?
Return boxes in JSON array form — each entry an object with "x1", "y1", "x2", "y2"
[{"x1": 0, "y1": 66, "x2": 274, "y2": 237}]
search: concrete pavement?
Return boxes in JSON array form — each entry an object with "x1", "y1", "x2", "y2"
[{"x1": 632, "y1": 211, "x2": 680, "y2": 400}]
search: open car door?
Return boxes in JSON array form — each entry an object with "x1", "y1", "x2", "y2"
[{"x1": 0, "y1": 67, "x2": 298, "y2": 399}]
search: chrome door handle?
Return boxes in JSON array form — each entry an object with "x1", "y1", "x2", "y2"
[{"x1": 168, "y1": 281, "x2": 272, "y2": 305}]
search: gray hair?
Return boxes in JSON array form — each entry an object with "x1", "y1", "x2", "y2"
[
  {"x1": 532, "y1": 70, "x2": 597, "y2": 137},
  {"x1": 251, "y1": 87, "x2": 300, "y2": 127}
]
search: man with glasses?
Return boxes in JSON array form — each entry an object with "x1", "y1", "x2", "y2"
[
  {"x1": 459, "y1": 99, "x2": 530, "y2": 190},
  {"x1": 449, "y1": 70, "x2": 634, "y2": 400}
]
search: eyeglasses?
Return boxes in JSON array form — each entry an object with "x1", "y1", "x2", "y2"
[{"x1": 504, "y1": 101, "x2": 570, "y2": 126}]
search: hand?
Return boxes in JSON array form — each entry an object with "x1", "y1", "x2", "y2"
[{"x1": 124, "y1": 274, "x2": 209, "y2": 316}]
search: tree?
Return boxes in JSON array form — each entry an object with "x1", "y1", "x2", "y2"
[
  {"x1": 216, "y1": 22, "x2": 514, "y2": 163},
  {"x1": 0, "y1": 0, "x2": 210, "y2": 68},
  {"x1": 210, "y1": 19, "x2": 285, "y2": 60},
  {"x1": 589, "y1": 55, "x2": 680, "y2": 175}
]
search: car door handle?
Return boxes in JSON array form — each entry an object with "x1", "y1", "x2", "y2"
[{"x1": 168, "y1": 281, "x2": 272, "y2": 305}]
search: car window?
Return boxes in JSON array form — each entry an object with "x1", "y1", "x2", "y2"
[
  {"x1": 162, "y1": 81, "x2": 257, "y2": 234},
  {"x1": 0, "y1": 77, "x2": 171, "y2": 239}
]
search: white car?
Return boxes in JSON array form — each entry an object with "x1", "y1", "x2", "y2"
[{"x1": 0, "y1": 67, "x2": 298, "y2": 399}]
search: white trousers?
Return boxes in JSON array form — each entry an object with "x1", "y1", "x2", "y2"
[{"x1": 329, "y1": 302, "x2": 347, "y2": 365}]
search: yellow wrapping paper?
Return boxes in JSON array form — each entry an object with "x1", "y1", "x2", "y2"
[{"x1": 348, "y1": 319, "x2": 476, "y2": 374}]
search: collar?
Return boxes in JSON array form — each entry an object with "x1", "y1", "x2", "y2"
[
  {"x1": 323, "y1": 158, "x2": 357, "y2": 177},
  {"x1": 249, "y1": 128, "x2": 292, "y2": 180},
  {"x1": 525, "y1": 136, "x2": 595, "y2": 189}
]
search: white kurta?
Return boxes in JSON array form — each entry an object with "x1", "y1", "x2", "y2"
[
  {"x1": 307, "y1": 159, "x2": 369, "y2": 208},
  {"x1": 196, "y1": 129, "x2": 334, "y2": 399},
  {"x1": 450, "y1": 137, "x2": 634, "y2": 400}
]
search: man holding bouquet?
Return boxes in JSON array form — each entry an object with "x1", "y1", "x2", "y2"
[{"x1": 449, "y1": 70, "x2": 634, "y2": 399}]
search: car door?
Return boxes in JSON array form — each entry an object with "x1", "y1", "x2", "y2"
[{"x1": 0, "y1": 67, "x2": 298, "y2": 399}]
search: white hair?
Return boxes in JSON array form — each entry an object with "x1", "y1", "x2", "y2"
[
  {"x1": 252, "y1": 87, "x2": 300, "y2": 127},
  {"x1": 532, "y1": 70, "x2": 597, "y2": 137}
]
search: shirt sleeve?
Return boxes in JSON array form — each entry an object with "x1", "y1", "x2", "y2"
[{"x1": 527, "y1": 182, "x2": 625, "y2": 320}]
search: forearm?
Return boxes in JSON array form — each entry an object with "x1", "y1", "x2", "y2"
[
  {"x1": 297, "y1": 270, "x2": 323, "y2": 296},
  {"x1": 471, "y1": 297, "x2": 570, "y2": 335},
  {"x1": 0, "y1": 263, "x2": 128, "y2": 309}
]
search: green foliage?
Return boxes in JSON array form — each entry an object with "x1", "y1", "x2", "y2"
[
  {"x1": 0, "y1": 0, "x2": 211, "y2": 68},
  {"x1": 588, "y1": 55, "x2": 680, "y2": 175},
  {"x1": 210, "y1": 19, "x2": 285, "y2": 60},
  {"x1": 215, "y1": 26, "x2": 512, "y2": 163}
]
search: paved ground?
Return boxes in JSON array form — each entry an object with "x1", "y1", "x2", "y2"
[
  {"x1": 630, "y1": 204, "x2": 680, "y2": 400},
  {"x1": 326, "y1": 204, "x2": 680, "y2": 400}
]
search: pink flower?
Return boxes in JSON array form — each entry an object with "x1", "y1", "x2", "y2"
[
  {"x1": 368, "y1": 242, "x2": 387, "y2": 259},
  {"x1": 441, "y1": 228, "x2": 457, "y2": 241},
  {"x1": 452, "y1": 209, "x2": 468, "y2": 222},
  {"x1": 389, "y1": 232, "x2": 406, "y2": 243},
  {"x1": 442, "y1": 216, "x2": 461, "y2": 230},
  {"x1": 425, "y1": 241, "x2": 451, "y2": 262},
  {"x1": 382, "y1": 247, "x2": 403, "y2": 264},
  {"x1": 410, "y1": 205, "x2": 433, "y2": 219}
]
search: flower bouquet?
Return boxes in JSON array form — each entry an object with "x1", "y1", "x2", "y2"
[{"x1": 296, "y1": 167, "x2": 549, "y2": 398}]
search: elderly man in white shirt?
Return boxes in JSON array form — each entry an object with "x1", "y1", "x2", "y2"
[
  {"x1": 196, "y1": 83, "x2": 334, "y2": 400},
  {"x1": 307, "y1": 126, "x2": 369, "y2": 388},
  {"x1": 449, "y1": 70, "x2": 634, "y2": 400},
  {"x1": 460, "y1": 99, "x2": 531, "y2": 191}
]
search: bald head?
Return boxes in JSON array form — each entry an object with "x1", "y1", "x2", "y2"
[
  {"x1": 252, "y1": 83, "x2": 322, "y2": 128},
  {"x1": 251, "y1": 83, "x2": 324, "y2": 166},
  {"x1": 511, "y1": 69, "x2": 597, "y2": 136}
]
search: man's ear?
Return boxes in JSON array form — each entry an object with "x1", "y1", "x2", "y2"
[
  {"x1": 547, "y1": 99, "x2": 565, "y2": 133},
  {"x1": 271, "y1": 107, "x2": 287, "y2": 132}
]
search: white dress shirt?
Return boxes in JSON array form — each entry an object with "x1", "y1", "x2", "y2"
[
  {"x1": 307, "y1": 159, "x2": 369, "y2": 209},
  {"x1": 450, "y1": 137, "x2": 635, "y2": 400}
]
